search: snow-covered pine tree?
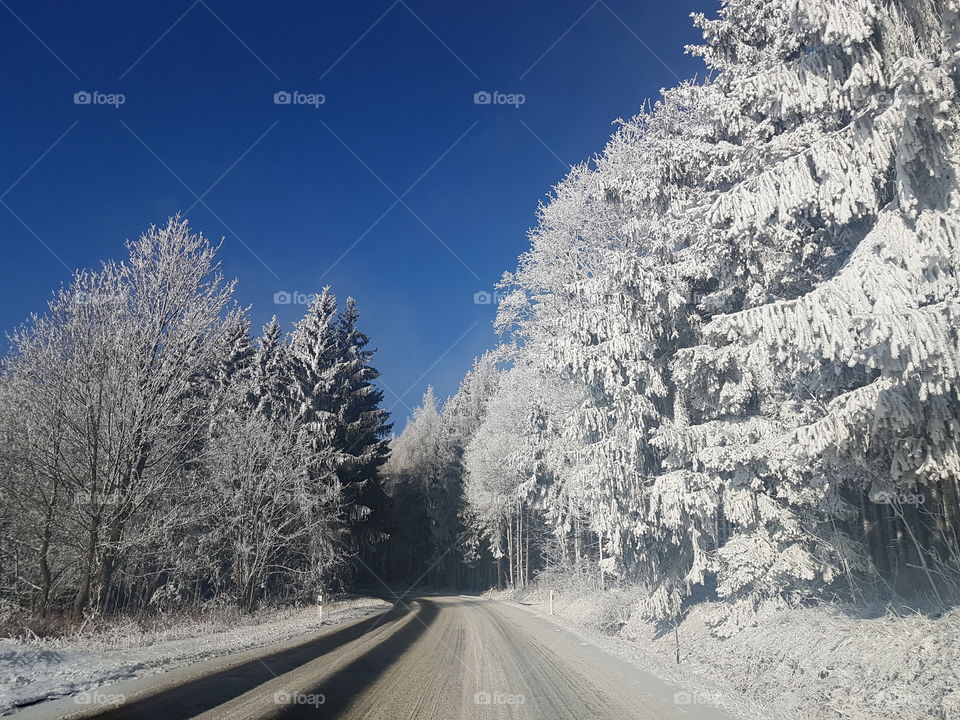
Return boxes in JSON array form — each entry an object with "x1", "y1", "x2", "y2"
[
  {"x1": 469, "y1": 0, "x2": 960, "y2": 625},
  {"x1": 286, "y1": 288, "x2": 347, "y2": 588},
  {"x1": 381, "y1": 388, "x2": 443, "y2": 580},
  {"x1": 490, "y1": 85, "x2": 718, "y2": 608},
  {"x1": 333, "y1": 297, "x2": 392, "y2": 551},
  {"x1": 249, "y1": 316, "x2": 289, "y2": 420},
  {"x1": 661, "y1": 0, "x2": 960, "y2": 621},
  {"x1": 215, "y1": 316, "x2": 255, "y2": 390},
  {"x1": 288, "y1": 288, "x2": 342, "y2": 467},
  {"x1": 424, "y1": 352, "x2": 501, "y2": 586}
]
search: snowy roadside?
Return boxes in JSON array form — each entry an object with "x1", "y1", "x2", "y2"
[
  {"x1": 0, "y1": 596, "x2": 391, "y2": 715},
  {"x1": 498, "y1": 586, "x2": 960, "y2": 720},
  {"x1": 494, "y1": 590, "x2": 787, "y2": 720}
]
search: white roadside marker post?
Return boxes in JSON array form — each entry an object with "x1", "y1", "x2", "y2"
[
  {"x1": 317, "y1": 591, "x2": 324, "y2": 623},
  {"x1": 549, "y1": 589, "x2": 554, "y2": 616}
]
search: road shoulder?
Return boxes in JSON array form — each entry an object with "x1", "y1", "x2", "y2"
[
  {"x1": 1, "y1": 597, "x2": 392, "y2": 718},
  {"x1": 495, "y1": 595, "x2": 790, "y2": 720}
]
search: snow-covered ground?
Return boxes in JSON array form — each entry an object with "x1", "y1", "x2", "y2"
[
  {"x1": 499, "y1": 584, "x2": 960, "y2": 720},
  {"x1": 0, "y1": 597, "x2": 391, "y2": 715}
]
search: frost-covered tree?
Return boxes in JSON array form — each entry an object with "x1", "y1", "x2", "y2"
[
  {"x1": 286, "y1": 288, "x2": 350, "y2": 588},
  {"x1": 457, "y1": 0, "x2": 960, "y2": 626},
  {"x1": 288, "y1": 288, "x2": 342, "y2": 465},
  {"x1": 201, "y1": 361, "x2": 341, "y2": 609},
  {"x1": 249, "y1": 316, "x2": 288, "y2": 420},
  {"x1": 380, "y1": 362, "x2": 505, "y2": 589},
  {"x1": 429, "y1": 354, "x2": 501, "y2": 586},
  {"x1": 286, "y1": 290, "x2": 394, "y2": 587},
  {"x1": 2, "y1": 218, "x2": 241, "y2": 614},
  {"x1": 333, "y1": 298, "x2": 392, "y2": 552},
  {"x1": 662, "y1": 0, "x2": 960, "y2": 619},
  {"x1": 380, "y1": 388, "x2": 443, "y2": 582},
  {"x1": 0, "y1": 218, "x2": 383, "y2": 616}
]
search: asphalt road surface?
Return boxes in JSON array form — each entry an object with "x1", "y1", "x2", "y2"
[{"x1": 31, "y1": 595, "x2": 737, "y2": 720}]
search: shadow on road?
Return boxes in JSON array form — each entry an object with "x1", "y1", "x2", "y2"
[
  {"x1": 278, "y1": 598, "x2": 439, "y2": 718},
  {"x1": 91, "y1": 602, "x2": 417, "y2": 719}
]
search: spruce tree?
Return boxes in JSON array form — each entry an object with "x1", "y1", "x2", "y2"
[
  {"x1": 287, "y1": 288, "x2": 346, "y2": 588},
  {"x1": 334, "y1": 297, "x2": 392, "y2": 549},
  {"x1": 249, "y1": 316, "x2": 288, "y2": 420}
]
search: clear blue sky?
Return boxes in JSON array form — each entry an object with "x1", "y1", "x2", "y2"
[{"x1": 0, "y1": 0, "x2": 715, "y2": 428}]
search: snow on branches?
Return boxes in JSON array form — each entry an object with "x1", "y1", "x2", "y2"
[{"x1": 442, "y1": 0, "x2": 960, "y2": 625}]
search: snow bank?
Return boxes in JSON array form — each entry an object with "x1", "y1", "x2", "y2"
[
  {"x1": 633, "y1": 602, "x2": 960, "y2": 720},
  {"x1": 500, "y1": 583, "x2": 960, "y2": 720},
  {"x1": 0, "y1": 597, "x2": 390, "y2": 715}
]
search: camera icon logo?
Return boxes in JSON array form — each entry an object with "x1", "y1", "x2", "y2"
[
  {"x1": 473, "y1": 91, "x2": 492, "y2": 105},
  {"x1": 473, "y1": 691, "x2": 491, "y2": 705},
  {"x1": 74, "y1": 91, "x2": 92, "y2": 105},
  {"x1": 273, "y1": 291, "x2": 292, "y2": 304},
  {"x1": 473, "y1": 291, "x2": 492, "y2": 305},
  {"x1": 274, "y1": 91, "x2": 292, "y2": 105}
]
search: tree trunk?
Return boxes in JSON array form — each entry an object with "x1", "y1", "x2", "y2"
[
  {"x1": 507, "y1": 521, "x2": 515, "y2": 587},
  {"x1": 598, "y1": 532, "x2": 605, "y2": 591},
  {"x1": 574, "y1": 516, "x2": 581, "y2": 566},
  {"x1": 97, "y1": 520, "x2": 123, "y2": 612},
  {"x1": 524, "y1": 508, "x2": 530, "y2": 586},
  {"x1": 73, "y1": 519, "x2": 99, "y2": 616},
  {"x1": 36, "y1": 480, "x2": 59, "y2": 616},
  {"x1": 518, "y1": 506, "x2": 524, "y2": 587}
]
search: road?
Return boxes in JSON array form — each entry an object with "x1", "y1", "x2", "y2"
[{"x1": 33, "y1": 595, "x2": 737, "y2": 720}]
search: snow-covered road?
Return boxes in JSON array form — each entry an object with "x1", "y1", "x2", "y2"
[{"x1": 11, "y1": 595, "x2": 737, "y2": 719}]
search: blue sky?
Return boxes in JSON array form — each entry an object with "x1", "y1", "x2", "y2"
[{"x1": 0, "y1": 0, "x2": 715, "y2": 428}]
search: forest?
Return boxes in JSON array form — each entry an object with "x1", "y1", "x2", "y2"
[
  {"x1": 380, "y1": 0, "x2": 960, "y2": 633},
  {"x1": 2, "y1": 0, "x2": 959, "y2": 643},
  {"x1": 0, "y1": 219, "x2": 391, "y2": 618}
]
